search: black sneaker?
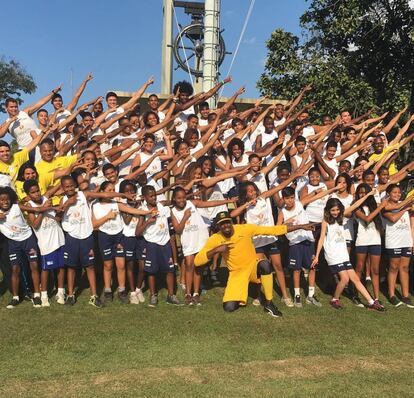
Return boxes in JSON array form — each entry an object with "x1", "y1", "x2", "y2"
[
  {"x1": 118, "y1": 290, "x2": 129, "y2": 304},
  {"x1": 89, "y1": 295, "x2": 103, "y2": 308},
  {"x1": 389, "y1": 295, "x2": 403, "y2": 307},
  {"x1": 264, "y1": 301, "x2": 283, "y2": 317},
  {"x1": 368, "y1": 301, "x2": 385, "y2": 313},
  {"x1": 294, "y1": 295, "x2": 302, "y2": 308},
  {"x1": 32, "y1": 296, "x2": 42, "y2": 308},
  {"x1": 166, "y1": 295, "x2": 182, "y2": 306},
  {"x1": 401, "y1": 296, "x2": 414, "y2": 308},
  {"x1": 65, "y1": 295, "x2": 76, "y2": 306},
  {"x1": 351, "y1": 295, "x2": 364, "y2": 308},
  {"x1": 6, "y1": 298, "x2": 19, "y2": 309},
  {"x1": 104, "y1": 291, "x2": 113, "y2": 302}
]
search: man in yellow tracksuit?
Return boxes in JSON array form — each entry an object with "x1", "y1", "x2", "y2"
[{"x1": 194, "y1": 211, "x2": 315, "y2": 317}]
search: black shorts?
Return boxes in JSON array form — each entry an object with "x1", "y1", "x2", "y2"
[
  {"x1": 122, "y1": 235, "x2": 145, "y2": 261},
  {"x1": 63, "y1": 234, "x2": 95, "y2": 268},
  {"x1": 386, "y1": 247, "x2": 413, "y2": 258},
  {"x1": 288, "y1": 240, "x2": 314, "y2": 270},
  {"x1": 98, "y1": 231, "x2": 125, "y2": 260},
  {"x1": 255, "y1": 241, "x2": 280, "y2": 256},
  {"x1": 329, "y1": 261, "x2": 353, "y2": 275},
  {"x1": 142, "y1": 240, "x2": 174, "y2": 274},
  {"x1": 8, "y1": 235, "x2": 38, "y2": 268}
]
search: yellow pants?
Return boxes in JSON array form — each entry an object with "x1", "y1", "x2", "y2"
[{"x1": 223, "y1": 259, "x2": 273, "y2": 305}]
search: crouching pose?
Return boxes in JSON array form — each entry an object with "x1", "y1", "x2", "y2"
[{"x1": 194, "y1": 211, "x2": 315, "y2": 317}]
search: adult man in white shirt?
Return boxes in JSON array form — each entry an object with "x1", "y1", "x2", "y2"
[{"x1": 2, "y1": 84, "x2": 61, "y2": 148}]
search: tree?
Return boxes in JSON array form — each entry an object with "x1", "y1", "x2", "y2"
[
  {"x1": 0, "y1": 58, "x2": 36, "y2": 113},
  {"x1": 258, "y1": 0, "x2": 414, "y2": 119}
]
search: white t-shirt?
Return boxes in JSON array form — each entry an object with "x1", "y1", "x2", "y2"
[
  {"x1": 140, "y1": 202, "x2": 170, "y2": 245},
  {"x1": 323, "y1": 222, "x2": 350, "y2": 265},
  {"x1": 7, "y1": 111, "x2": 37, "y2": 148},
  {"x1": 171, "y1": 201, "x2": 209, "y2": 256},
  {"x1": 304, "y1": 183, "x2": 328, "y2": 223},
  {"x1": 302, "y1": 125, "x2": 315, "y2": 140},
  {"x1": 62, "y1": 191, "x2": 93, "y2": 239},
  {"x1": 384, "y1": 209, "x2": 413, "y2": 249},
  {"x1": 56, "y1": 109, "x2": 72, "y2": 131},
  {"x1": 355, "y1": 206, "x2": 381, "y2": 246},
  {"x1": 105, "y1": 106, "x2": 125, "y2": 132},
  {"x1": 245, "y1": 197, "x2": 277, "y2": 248},
  {"x1": 330, "y1": 193, "x2": 354, "y2": 241},
  {"x1": 139, "y1": 151, "x2": 162, "y2": 178},
  {"x1": 29, "y1": 197, "x2": 65, "y2": 255},
  {"x1": 92, "y1": 201, "x2": 124, "y2": 235},
  {"x1": 281, "y1": 201, "x2": 314, "y2": 245},
  {"x1": 175, "y1": 105, "x2": 195, "y2": 134},
  {"x1": 122, "y1": 203, "x2": 140, "y2": 237},
  {"x1": 0, "y1": 204, "x2": 33, "y2": 241},
  {"x1": 197, "y1": 183, "x2": 228, "y2": 226}
]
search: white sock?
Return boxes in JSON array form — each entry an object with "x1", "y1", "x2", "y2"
[
  {"x1": 13, "y1": 295, "x2": 19, "y2": 300},
  {"x1": 58, "y1": 288, "x2": 65, "y2": 295},
  {"x1": 366, "y1": 276, "x2": 371, "y2": 281},
  {"x1": 135, "y1": 288, "x2": 141, "y2": 293},
  {"x1": 34, "y1": 293, "x2": 40, "y2": 298},
  {"x1": 193, "y1": 293, "x2": 199, "y2": 297},
  {"x1": 41, "y1": 291, "x2": 48, "y2": 299},
  {"x1": 294, "y1": 288, "x2": 300, "y2": 296},
  {"x1": 308, "y1": 286, "x2": 315, "y2": 298},
  {"x1": 368, "y1": 299, "x2": 374, "y2": 305}
]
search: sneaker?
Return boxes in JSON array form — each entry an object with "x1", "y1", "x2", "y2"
[
  {"x1": 294, "y1": 295, "x2": 302, "y2": 308},
  {"x1": 65, "y1": 295, "x2": 76, "y2": 306},
  {"x1": 374, "y1": 299, "x2": 385, "y2": 310},
  {"x1": 281, "y1": 297, "x2": 294, "y2": 308},
  {"x1": 252, "y1": 298, "x2": 261, "y2": 306},
  {"x1": 330, "y1": 298, "x2": 343, "y2": 309},
  {"x1": 148, "y1": 294, "x2": 158, "y2": 307},
  {"x1": 129, "y1": 291, "x2": 139, "y2": 305},
  {"x1": 368, "y1": 300, "x2": 385, "y2": 312},
  {"x1": 192, "y1": 294, "x2": 201, "y2": 306},
  {"x1": 351, "y1": 296, "x2": 365, "y2": 308},
  {"x1": 166, "y1": 294, "x2": 182, "y2": 306},
  {"x1": 264, "y1": 301, "x2": 283, "y2": 318},
  {"x1": 24, "y1": 291, "x2": 33, "y2": 302},
  {"x1": 6, "y1": 298, "x2": 19, "y2": 309},
  {"x1": 89, "y1": 295, "x2": 103, "y2": 308},
  {"x1": 32, "y1": 296, "x2": 42, "y2": 308},
  {"x1": 41, "y1": 296, "x2": 50, "y2": 307},
  {"x1": 306, "y1": 295, "x2": 322, "y2": 307},
  {"x1": 56, "y1": 292, "x2": 65, "y2": 305},
  {"x1": 104, "y1": 291, "x2": 113, "y2": 303},
  {"x1": 401, "y1": 296, "x2": 414, "y2": 308},
  {"x1": 118, "y1": 290, "x2": 129, "y2": 304},
  {"x1": 136, "y1": 289, "x2": 145, "y2": 303},
  {"x1": 389, "y1": 295, "x2": 403, "y2": 307},
  {"x1": 184, "y1": 294, "x2": 193, "y2": 305}
]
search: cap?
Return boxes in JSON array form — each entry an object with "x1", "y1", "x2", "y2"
[{"x1": 215, "y1": 211, "x2": 232, "y2": 225}]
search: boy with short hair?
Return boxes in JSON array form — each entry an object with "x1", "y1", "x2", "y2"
[{"x1": 136, "y1": 185, "x2": 180, "y2": 306}]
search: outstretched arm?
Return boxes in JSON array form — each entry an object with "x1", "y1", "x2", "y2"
[
  {"x1": 66, "y1": 73, "x2": 93, "y2": 112},
  {"x1": 24, "y1": 84, "x2": 62, "y2": 116}
]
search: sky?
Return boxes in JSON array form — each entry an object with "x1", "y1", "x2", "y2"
[{"x1": 1, "y1": 0, "x2": 308, "y2": 115}]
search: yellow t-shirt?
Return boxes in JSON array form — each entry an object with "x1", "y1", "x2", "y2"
[
  {"x1": 194, "y1": 224, "x2": 288, "y2": 269},
  {"x1": 15, "y1": 173, "x2": 55, "y2": 202},
  {"x1": 369, "y1": 144, "x2": 398, "y2": 175},
  {"x1": 35, "y1": 154, "x2": 77, "y2": 204},
  {"x1": 0, "y1": 148, "x2": 29, "y2": 182}
]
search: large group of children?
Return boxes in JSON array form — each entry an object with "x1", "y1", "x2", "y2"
[{"x1": 0, "y1": 74, "x2": 413, "y2": 316}]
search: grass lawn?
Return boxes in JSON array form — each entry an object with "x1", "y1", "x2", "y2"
[{"x1": 0, "y1": 280, "x2": 413, "y2": 398}]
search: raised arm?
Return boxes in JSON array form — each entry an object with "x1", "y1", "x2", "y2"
[
  {"x1": 122, "y1": 77, "x2": 154, "y2": 111},
  {"x1": 389, "y1": 115, "x2": 414, "y2": 146},
  {"x1": 24, "y1": 84, "x2": 62, "y2": 116},
  {"x1": 66, "y1": 73, "x2": 93, "y2": 112},
  {"x1": 382, "y1": 106, "x2": 408, "y2": 135}
]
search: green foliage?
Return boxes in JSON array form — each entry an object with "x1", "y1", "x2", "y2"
[
  {"x1": 258, "y1": 1, "x2": 414, "y2": 120},
  {"x1": 0, "y1": 58, "x2": 36, "y2": 113}
]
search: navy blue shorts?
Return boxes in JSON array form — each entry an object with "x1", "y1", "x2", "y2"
[
  {"x1": 64, "y1": 234, "x2": 95, "y2": 268},
  {"x1": 386, "y1": 247, "x2": 413, "y2": 258},
  {"x1": 41, "y1": 246, "x2": 65, "y2": 270},
  {"x1": 256, "y1": 241, "x2": 280, "y2": 256},
  {"x1": 98, "y1": 231, "x2": 124, "y2": 260},
  {"x1": 355, "y1": 245, "x2": 381, "y2": 256},
  {"x1": 288, "y1": 240, "x2": 314, "y2": 270},
  {"x1": 8, "y1": 234, "x2": 39, "y2": 268},
  {"x1": 142, "y1": 240, "x2": 174, "y2": 274},
  {"x1": 329, "y1": 261, "x2": 353, "y2": 275},
  {"x1": 123, "y1": 236, "x2": 145, "y2": 261}
]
